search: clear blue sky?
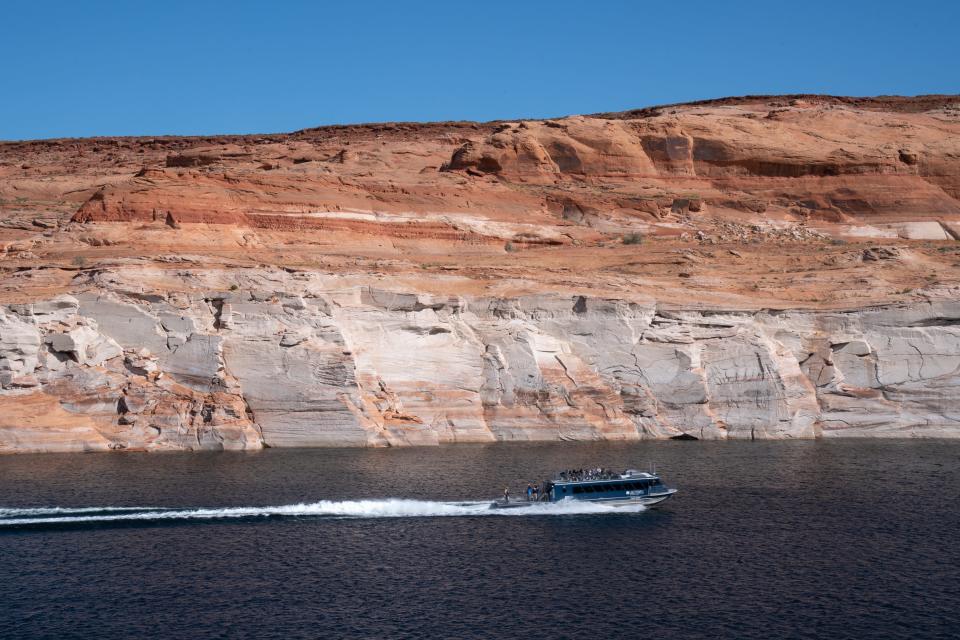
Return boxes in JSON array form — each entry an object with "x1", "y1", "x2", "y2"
[{"x1": 2, "y1": 0, "x2": 957, "y2": 140}]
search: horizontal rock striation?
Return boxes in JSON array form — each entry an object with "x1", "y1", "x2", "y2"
[
  {"x1": 2, "y1": 267, "x2": 959, "y2": 453},
  {"x1": 55, "y1": 96, "x2": 960, "y2": 237},
  {"x1": 3, "y1": 94, "x2": 960, "y2": 452}
]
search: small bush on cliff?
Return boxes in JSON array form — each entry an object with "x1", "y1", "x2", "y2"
[
  {"x1": 623, "y1": 233, "x2": 645, "y2": 245},
  {"x1": 504, "y1": 241, "x2": 516, "y2": 252}
]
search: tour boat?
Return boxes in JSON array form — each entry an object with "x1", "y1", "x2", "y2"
[{"x1": 491, "y1": 468, "x2": 677, "y2": 509}]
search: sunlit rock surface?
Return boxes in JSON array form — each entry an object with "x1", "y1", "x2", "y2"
[
  {"x1": 2, "y1": 267, "x2": 960, "y2": 452},
  {"x1": 2, "y1": 94, "x2": 960, "y2": 451}
]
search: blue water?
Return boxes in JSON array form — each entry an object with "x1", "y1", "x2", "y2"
[{"x1": 0, "y1": 441, "x2": 958, "y2": 639}]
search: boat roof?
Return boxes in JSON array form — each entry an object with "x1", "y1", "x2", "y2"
[{"x1": 553, "y1": 471, "x2": 660, "y2": 485}]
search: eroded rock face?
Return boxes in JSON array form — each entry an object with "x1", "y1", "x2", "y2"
[
  {"x1": 3, "y1": 95, "x2": 960, "y2": 452},
  {"x1": 40, "y1": 95, "x2": 956, "y2": 241},
  {"x1": 47, "y1": 326, "x2": 122, "y2": 366},
  {"x1": 2, "y1": 268, "x2": 960, "y2": 453},
  {"x1": 0, "y1": 311, "x2": 41, "y2": 387}
]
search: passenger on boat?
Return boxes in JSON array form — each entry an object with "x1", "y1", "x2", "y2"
[
  {"x1": 560, "y1": 467, "x2": 626, "y2": 482},
  {"x1": 503, "y1": 487, "x2": 510, "y2": 503},
  {"x1": 532, "y1": 484, "x2": 540, "y2": 501},
  {"x1": 542, "y1": 482, "x2": 553, "y2": 500}
]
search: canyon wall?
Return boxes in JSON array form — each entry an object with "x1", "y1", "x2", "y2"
[
  {"x1": 2, "y1": 94, "x2": 960, "y2": 451},
  {"x1": 1, "y1": 267, "x2": 958, "y2": 452}
]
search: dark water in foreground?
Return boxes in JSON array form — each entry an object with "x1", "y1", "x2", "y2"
[{"x1": 0, "y1": 441, "x2": 958, "y2": 639}]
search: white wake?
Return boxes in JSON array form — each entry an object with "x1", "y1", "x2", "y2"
[
  {"x1": 0, "y1": 506, "x2": 150, "y2": 518},
  {"x1": 0, "y1": 498, "x2": 645, "y2": 526}
]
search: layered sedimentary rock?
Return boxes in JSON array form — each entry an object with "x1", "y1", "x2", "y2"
[
  {"x1": 2, "y1": 94, "x2": 960, "y2": 451},
  {"x1": 58, "y1": 97, "x2": 960, "y2": 236},
  {"x1": 1, "y1": 266, "x2": 959, "y2": 452}
]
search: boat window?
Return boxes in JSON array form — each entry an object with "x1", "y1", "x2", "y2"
[
  {"x1": 583, "y1": 486, "x2": 595, "y2": 493},
  {"x1": 572, "y1": 486, "x2": 583, "y2": 494},
  {"x1": 611, "y1": 484, "x2": 624, "y2": 491}
]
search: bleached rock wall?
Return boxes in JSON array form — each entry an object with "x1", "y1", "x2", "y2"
[{"x1": 2, "y1": 268, "x2": 959, "y2": 452}]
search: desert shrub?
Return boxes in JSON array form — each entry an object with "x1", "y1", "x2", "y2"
[{"x1": 623, "y1": 233, "x2": 645, "y2": 245}]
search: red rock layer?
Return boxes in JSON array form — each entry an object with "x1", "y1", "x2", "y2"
[{"x1": 45, "y1": 95, "x2": 960, "y2": 240}]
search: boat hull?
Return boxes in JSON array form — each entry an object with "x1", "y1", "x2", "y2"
[
  {"x1": 575, "y1": 489, "x2": 677, "y2": 507},
  {"x1": 490, "y1": 489, "x2": 677, "y2": 510},
  {"x1": 636, "y1": 490, "x2": 677, "y2": 506},
  {"x1": 489, "y1": 500, "x2": 534, "y2": 510}
]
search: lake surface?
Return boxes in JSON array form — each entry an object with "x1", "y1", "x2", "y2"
[{"x1": 0, "y1": 440, "x2": 958, "y2": 639}]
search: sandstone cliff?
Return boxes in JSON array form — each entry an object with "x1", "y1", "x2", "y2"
[{"x1": 1, "y1": 95, "x2": 959, "y2": 451}]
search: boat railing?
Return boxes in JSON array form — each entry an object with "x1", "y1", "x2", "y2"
[
  {"x1": 552, "y1": 471, "x2": 657, "y2": 483},
  {"x1": 553, "y1": 475, "x2": 621, "y2": 483}
]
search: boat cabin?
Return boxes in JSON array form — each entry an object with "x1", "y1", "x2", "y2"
[{"x1": 549, "y1": 472, "x2": 668, "y2": 502}]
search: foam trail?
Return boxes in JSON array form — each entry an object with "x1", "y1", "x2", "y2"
[
  {"x1": 0, "y1": 499, "x2": 644, "y2": 526},
  {"x1": 0, "y1": 506, "x2": 158, "y2": 518}
]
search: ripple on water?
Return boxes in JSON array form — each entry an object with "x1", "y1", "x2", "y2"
[{"x1": 0, "y1": 440, "x2": 957, "y2": 639}]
